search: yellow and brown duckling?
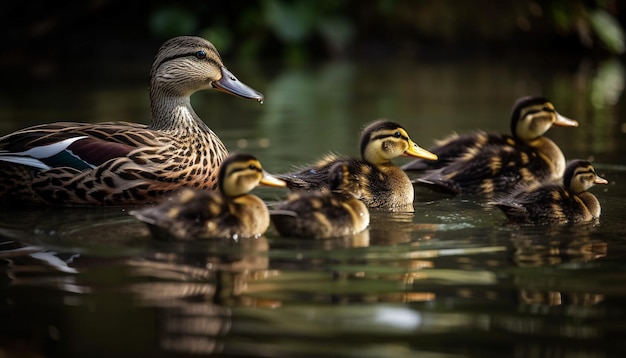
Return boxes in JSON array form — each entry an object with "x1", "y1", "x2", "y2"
[
  {"x1": 130, "y1": 153, "x2": 286, "y2": 240},
  {"x1": 491, "y1": 160, "x2": 608, "y2": 224},
  {"x1": 408, "y1": 96, "x2": 579, "y2": 196},
  {"x1": 0, "y1": 36, "x2": 263, "y2": 205},
  {"x1": 271, "y1": 162, "x2": 370, "y2": 239},
  {"x1": 276, "y1": 119, "x2": 438, "y2": 212}
]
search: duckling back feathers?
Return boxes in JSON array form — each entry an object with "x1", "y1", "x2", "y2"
[{"x1": 271, "y1": 162, "x2": 370, "y2": 239}]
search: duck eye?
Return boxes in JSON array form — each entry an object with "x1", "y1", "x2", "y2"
[
  {"x1": 394, "y1": 131, "x2": 401, "y2": 138},
  {"x1": 249, "y1": 164, "x2": 258, "y2": 170},
  {"x1": 195, "y1": 50, "x2": 207, "y2": 59}
]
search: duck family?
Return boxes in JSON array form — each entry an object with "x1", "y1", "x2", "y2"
[{"x1": 0, "y1": 36, "x2": 609, "y2": 239}]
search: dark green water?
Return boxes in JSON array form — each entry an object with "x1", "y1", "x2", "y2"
[{"x1": 1, "y1": 57, "x2": 625, "y2": 357}]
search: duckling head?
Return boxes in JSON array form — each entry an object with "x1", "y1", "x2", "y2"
[
  {"x1": 511, "y1": 96, "x2": 579, "y2": 142},
  {"x1": 219, "y1": 153, "x2": 286, "y2": 197},
  {"x1": 150, "y1": 36, "x2": 263, "y2": 101},
  {"x1": 564, "y1": 160, "x2": 608, "y2": 194},
  {"x1": 360, "y1": 120, "x2": 437, "y2": 165}
]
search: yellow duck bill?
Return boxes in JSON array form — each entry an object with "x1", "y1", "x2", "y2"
[
  {"x1": 405, "y1": 140, "x2": 438, "y2": 160},
  {"x1": 260, "y1": 172, "x2": 287, "y2": 188}
]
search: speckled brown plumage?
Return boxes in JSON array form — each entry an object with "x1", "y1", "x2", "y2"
[
  {"x1": 271, "y1": 162, "x2": 370, "y2": 239},
  {"x1": 0, "y1": 36, "x2": 263, "y2": 205}
]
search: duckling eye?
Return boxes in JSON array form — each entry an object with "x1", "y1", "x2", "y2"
[
  {"x1": 249, "y1": 164, "x2": 258, "y2": 171},
  {"x1": 393, "y1": 131, "x2": 401, "y2": 138},
  {"x1": 542, "y1": 105, "x2": 553, "y2": 112},
  {"x1": 195, "y1": 50, "x2": 207, "y2": 59}
]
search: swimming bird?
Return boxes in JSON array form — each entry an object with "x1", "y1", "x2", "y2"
[
  {"x1": 491, "y1": 159, "x2": 608, "y2": 224},
  {"x1": 0, "y1": 36, "x2": 263, "y2": 205},
  {"x1": 409, "y1": 96, "x2": 578, "y2": 196},
  {"x1": 271, "y1": 162, "x2": 370, "y2": 239},
  {"x1": 276, "y1": 119, "x2": 438, "y2": 212},
  {"x1": 130, "y1": 153, "x2": 286, "y2": 240}
]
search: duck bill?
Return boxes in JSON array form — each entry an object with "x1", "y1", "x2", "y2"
[
  {"x1": 214, "y1": 67, "x2": 264, "y2": 102},
  {"x1": 595, "y1": 175, "x2": 609, "y2": 185},
  {"x1": 260, "y1": 172, "x2": 287, "y2": 188},
  {"x1": 404, "y1": 140, "x2": 438, "y2": 161},
  {"x1": 554, "y1": 113, "x2": 579, "y2": 127}
]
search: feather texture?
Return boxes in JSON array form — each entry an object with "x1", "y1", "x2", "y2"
[
  {"x1": 412, "y1": 97, "x2": 578, "y2": 197},
  {"x1": 0, "y1": 37, "x2": 263, "y2": 205}
]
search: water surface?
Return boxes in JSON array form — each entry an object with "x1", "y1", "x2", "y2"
[{"x1": 1, "y1": 56, "x2": 625, "y2": 357}]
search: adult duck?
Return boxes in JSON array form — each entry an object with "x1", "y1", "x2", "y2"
[
  {"x1": 409, "y1": 96, "x2": 579, "y2": 196},
  {"x1": 0, "y1": 36, "x2": 263, "y2": 205},
  {"x1": 276, "y1": 119, "x2": 438, "y2": 212},
  {"x1": 130, "y1": 153, "x2": 286, "y2": 240},
  {"x1": 491, "y1": 160, "x2": 608, "y2": 224}
]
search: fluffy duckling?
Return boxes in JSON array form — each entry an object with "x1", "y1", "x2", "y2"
[
  {"x1": 130, "y1": 153, "x2": 286, "y2": 240},
  {"x1": 277, "y1": 120, "x2": 438, "y2": 212},
  {"x1": 407, "y1": 96, "x2": 579, "y2": 196},
  {"x1": 271, "y1": 162, "x2": 370, "y2": 239},
  {"x1": 492, "y1": 160, "x2": 608, "y2": 224}
]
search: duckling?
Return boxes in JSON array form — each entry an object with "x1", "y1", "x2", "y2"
[
  {"x1": 271, "y1": 162, "x2": 370, "y2": 239},
  {"x1": 276, "y1": 119, "x2": 438, "y2": 212},
  {"x1": 491, "y1": 160, "x2": 608, "y2": 224},
  {"x1": 130, "y1": 153, "x2": 286, "y2": 240},
  {"x1": 0, "y1": 36, "x2": 263, "y2": 205},
  {"x1": 410, "y1": 96, "x2": 579, "y2": 196}
]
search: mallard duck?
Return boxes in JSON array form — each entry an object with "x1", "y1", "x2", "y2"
[
  {"x1": 409, "y1": 96, "x2": 579, "y2": 196},
  {"x1": 0, "y1": 36, "x2": 263, "y2": 206},
  {"x1": 130, "y1": 153, "x2": 286, "y2": 240},
  {"x1": 491, "y1": 160, "x2": 608, "y2": 224},
  {"x1": 276, "y1": 119, "x2": 438, "y2": 212},
  {"x1": 271, "y1": 162, "x2": 370, "y2": 239}
]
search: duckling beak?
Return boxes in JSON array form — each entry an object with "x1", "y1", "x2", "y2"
[
  {"x1": 554, "y1": 113, "x2": 579, "y2": 127},
  {"x1": 214, "y1": 67, "x2": 264, "y2": 103},
  {"x1": 259, "y1": 171, "x2": 287, "y2": 188},
  {"x1": 405, "y1": 139, "x2": 438, "y2": 161},
  {"x1": 595, "y1": 175, "x2": 609, "y2": 185}
]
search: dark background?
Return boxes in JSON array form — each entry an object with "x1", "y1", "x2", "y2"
[{"x1": 1, "y1": 0, "x2": 624, "y2": 84}]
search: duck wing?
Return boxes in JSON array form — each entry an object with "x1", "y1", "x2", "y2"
[
  {"x1": 415, "y1": 140, "x2": 540, "y2": 195},
  {"x1": 0, "y1": 122, "x2": 155, "y2": 171}
]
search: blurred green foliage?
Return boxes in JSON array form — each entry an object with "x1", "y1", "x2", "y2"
[
  {"x1": 1, "y1": 0, "x2": 624, "y2": 75},
  {"x1": 144, "y1": 0, "x2": 625, "y2": 64}
]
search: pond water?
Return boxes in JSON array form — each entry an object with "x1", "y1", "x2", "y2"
[{"x1": 1, "y1": 55, "x2": 626, "y2": 357}]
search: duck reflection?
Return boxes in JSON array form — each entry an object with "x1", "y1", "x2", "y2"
[
  {"x1": 0, "y1": 221, "x2": 275, "y2": 356},
  {"x1": 123, "y1": 234, "x2": 273, "y2": 354},
  {"x1": 510, "y1": 224, "x2": 607, "y2": 308},
  {"x1": 511, "y1": 224, "x2": 607, "y2": 267}
]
